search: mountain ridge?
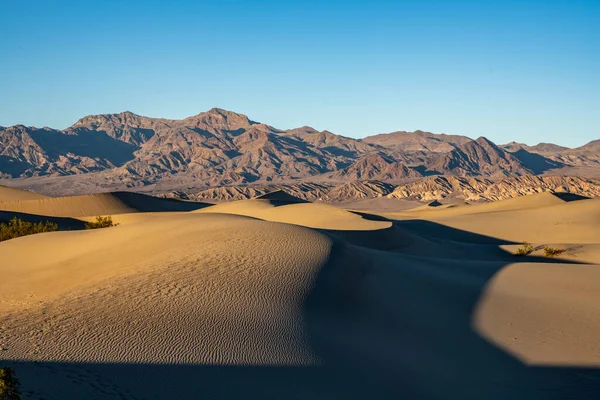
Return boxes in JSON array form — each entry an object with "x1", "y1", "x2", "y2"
[{"x1": 1, "y1": 109, "x2": 598, "y2": 195}]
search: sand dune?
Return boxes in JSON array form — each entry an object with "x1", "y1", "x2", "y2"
[
  {"x1": 197, "y1": 197, "x2": 391, "y2": 231},
  {"x1": 402, "y1": 197, "x2": 600, "y2": 244},
  {"x1": 336, "y1": 196, "x2": 422, "y2": 212},
  {"x1": 0, "y1": 191, "x2": 209, "y2": 218},
  {"x1": 254, "y1": 189, "x2": 309, "y2": 204},
  {"x1": 0, "y1": 214, "x2": 341, "y2": 364},
  {"x1": 2, "y1": 190, "x2": 600, "y2": 398},
  {"x1": 474, "y1": 261, "x2": 600, "y2": 366},
  {"x1": 402, "y1": 191, "x2": 586, "y2": 218},
  {"x1": 0, "y1": 185, "x2": 48, "y2": 201}
]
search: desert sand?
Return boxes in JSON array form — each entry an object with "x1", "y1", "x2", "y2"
[
  {"x1": 0, "y1": 191, "x2": 208, "y2": 218},
  {"x1": 0, "y1": 185, "x2": 48, "y2": 201},
  {"x1": 1, "y1": 190, "x2": 600, "y2": 399}
]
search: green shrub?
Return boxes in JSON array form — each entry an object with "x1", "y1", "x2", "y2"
[
  {"x1": 0, "y1": 367, "x2": 22, "y2": 400},
  {"x1": 0, "y1": 218, "x2": 59, "y2": 242},
  {"x1": 85, "y1": 216, "x2": 118, "y2": 230},
  {"x1": 515, "y1": 241, "x2": 534, "y2": 256},
  {"x1": 544, "y1": 247, "x2": 566, "y2": 258}
]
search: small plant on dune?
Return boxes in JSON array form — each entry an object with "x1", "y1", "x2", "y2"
[
  {"x1": 0, "y1": 367, "x2": 22, "y2": 400},
  {"x1": 85, "y1": 216, "x2": 118, "y2": 230},
  {"x1": 515, "y1": 241, "x2": 534, "y2": 256},
  {"x1": 544, "y1": 247, "x2": 566, "y2": 258},
  {"x1": 0, "y1": 217, "x2": 59, "y2": 242}
]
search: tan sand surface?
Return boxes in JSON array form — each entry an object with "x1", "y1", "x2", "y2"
[
  {"x1": 196, "y1": 198, "x2": 391, "y2": 230},
  {"x1": 336, "y1": 197, "x2": 422, "y2": 212},
  {"x1": 474, "y1": 261, "x2": 600, "y2": 366},
  {"x1": 0, "y1": 185, "x2": 49, "y2": 201},
  {"x1": 1, "y1": 189, "x2": 600, "y2": 399},
  {"x1": 393, "y1": 197, "x2": 600, "y2": 244},
  {"x1": 400, "y1": 192, "x2": 587, "y2": 218},
  {"x1": 0, "y1": 191, "x2": 208, "y2": 218},
  {"x1": 0, "y1": 214, "x2": 336, "y2": 364}
]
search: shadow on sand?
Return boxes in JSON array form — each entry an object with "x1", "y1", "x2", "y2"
[
  {"x1": 3, "y1": 217, "x2": 600, "y2": 399},
  {"x1": 0, "y1": 210, "x2": 87, "y2": 230}
]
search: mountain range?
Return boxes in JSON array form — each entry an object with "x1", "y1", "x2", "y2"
[{"x1": 1, "y1": 108, "x2": 599, "y2": 201}]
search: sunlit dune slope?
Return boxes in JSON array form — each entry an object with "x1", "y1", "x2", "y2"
[
  {"x1": 0, "y1": 213, "x2": 366, "y2": 366},
  {"x1": 403, "y1": 197, "x2": 600, "y2": 244},
  {"x1": 196, "y1": 196, "x2": 391, "y2": 231},
  {"x1": 0, "y1": 191, "x2": 209, "y2": 217},
  {"x1": 0, "y1": 185, "x2": 49, "y2": 201},
  {"x1": 402, "y1": 191, "x2": 587, "y2": 217}
]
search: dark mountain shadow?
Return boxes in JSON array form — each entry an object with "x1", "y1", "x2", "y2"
[
  {"x1": 30, "y1": 128, "x2": 139, "y2": 166},
  {"x1": 224, "y1": 128, "x2": 248, "y2": 137},
  {"x1": 271, "y1": 135, "x2": 328, "y2": 160},
  {"x1": 511, "y1": 149, "x2": 563, "y2": 174},
  {"x1": 2, "y1": 220, "x2": 599, "y2": 399},
  {"x1": 68, "y1": 126, "x2": 157, "y2": 146},
  {"x1": 0, "y1": 155, "x2": 30, "y2": 177},
  {"x1": 223, "y1": 150, "x2": 242, "y2": 158},
  {"x1": 322, "y1": 146, "x2": 357, "y2": 157},
  {"x1": 410, "y1": 164, "x2": 429, "y2": 175},
  {"x1": 412, "y1": 164, "x2": 443, "y2": 176}
]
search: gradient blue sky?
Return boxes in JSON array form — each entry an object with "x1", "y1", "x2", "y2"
[{"x1": 1, "y1": 0, "x2": 598, "y2": 147}]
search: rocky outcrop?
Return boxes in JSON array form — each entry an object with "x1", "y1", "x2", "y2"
[
  {"x1": 362, "y1": 130, "x2": 471, "y2": 153},
  {"x1": 330, "y1": 153, "x2": 421, "y2": 181},
  {"x1": 428, "y1": 137, "x2": 536, "y2": 177},
  {"x1": 387, "y1": 175, "x2": 600, "y2": 202}
]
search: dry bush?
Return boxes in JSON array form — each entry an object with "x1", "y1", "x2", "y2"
[
  {"x1": 0, "y1": 218, "x2": 59, "y2": 242},
  {"x1": 0, "y1": 367, "x2": 22, "y2": 399},
  {"x1": 544, "y1": 247, "x2": 566, "y2": 258},
  {"x1": 85, "y1": 216, "x2": 118, "y2": 230},
  {"x1": 515, "y1": 241, "x2": 534, "y2": 256}
]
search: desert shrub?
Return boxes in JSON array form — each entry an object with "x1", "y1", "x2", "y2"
[
  {"x1": 85, "y1": 216, "x2": 118, "y2": 230},
  {"x1": 515, "y1": 241, "x2": 534, "y2": 256},
  {"x1": 0, "y1": 367, "x2": 21, "y2": 400},
  {"x1": 544, "y1": 247, "x2": 566, "y2": 257},
  {"x1": 0, "y1": 218, "x2": 59, "y2": 242}
]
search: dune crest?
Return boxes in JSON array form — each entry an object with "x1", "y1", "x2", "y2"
[
  {"x1": 0, "y1": 185, "x2": 48, "y2": 201},
  {"x1": 0, "y1": 191, "x2": 208, "y2": 218},
  {"x1": 198, "y1": 198, "x2": 391, "y2": 231}
]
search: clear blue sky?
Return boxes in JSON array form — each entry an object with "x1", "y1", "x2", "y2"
[{"x1": 1, "y1": 0, "x2": 598, "y2": 147}]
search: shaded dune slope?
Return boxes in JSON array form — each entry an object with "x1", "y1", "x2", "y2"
[{"x1": 254, "y1": 189, "x2": 309, "y2": 204}]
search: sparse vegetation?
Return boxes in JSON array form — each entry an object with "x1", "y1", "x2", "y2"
[
  {"x1": 0, "y1": 218, "x2": 59, "y2": 242},
  {"x1": 85, "y1": 216, "x2": 118, "y2": 230},
  {"x1": 515, "y1": 241, "x2": 534, "y2": 256},
  {"x1": 0, "y1": 367, "x2": 22, "y2": 400},
  {"x1": 544, "y1": 247, "x2": 566, "y2": 258}
]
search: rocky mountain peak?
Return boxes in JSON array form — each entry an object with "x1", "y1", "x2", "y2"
[{"x1": 0, "y1": 109, "x2": 597, "y2": 191}]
